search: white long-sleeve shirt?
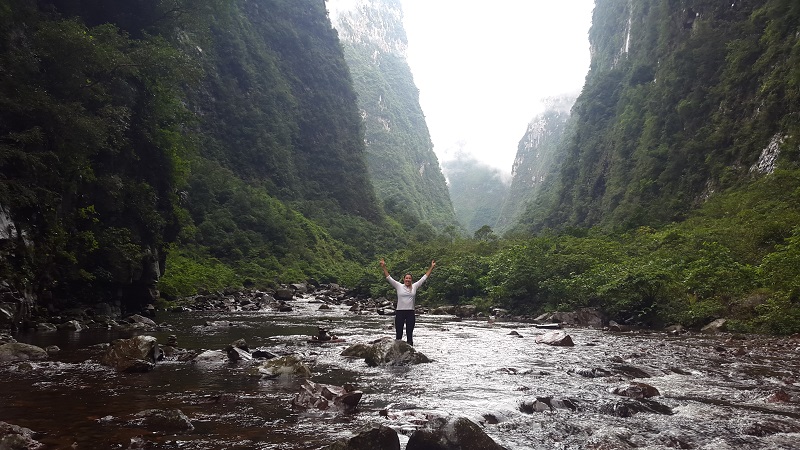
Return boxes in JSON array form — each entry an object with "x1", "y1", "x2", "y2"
[{"x1": 386, "y1": 274, "x2": 428, "y2": 310}]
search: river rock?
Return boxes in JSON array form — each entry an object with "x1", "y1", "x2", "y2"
[
  {"x1": 0, "y1": 343, "x2": 48, "y2": 362},
  {"x1": 258, "y1": 355, "x2": 312, "y2": 379},
  {"x1": 535, "y1": 330, "x2": 574, "y2": 346},
  {"x1": 611, "y1": 382, "x2": 660, "y2": 399},
  {"x1": 130, "y1": 409, "x2": 194, "y2": 431},
  {"x1": 193, "y1": 349, "x2": 228, "y2": 365},
  {"x1": 664, "y1": 324, "x2": 685, "y2": 334},
  {"x1": 100, "y1": 335, "x2": 158, "y2": 372},
  {"x1": 326, "y1": 424, "x2": 400, "y2": 450},
  {"x1": 125, "y1": 314, "x2": 157, "y2": 328},
  {"x1": 764, "y1": 389, "x2": 790, "y2": 403},
  {"x1": 56, "y1": 320, "x2": 83, "y2": 331},
  {"x1": 609, "y1": 363, "x2": 653, "y2": 378},
  {"x1": 701, "y1": 318, "x2": 728, "y2": 333},
  {"x1": 292, "y1": 380, "x2": 363, "y2": 412},
  {"x1": 599, "y1": 398, "x2": 673, "y2": 417},
  {"x1": 742, "y1": 418, "x2": 800, "y2": 436},
  {"x1": 534, "y1": 323, "x2": 562, "y2": 330},
  {"x1": 226, "y1": 338, "x2": 252, "y2": 362},
  {"x1": 227, "y1": 345, "x2": 252, "y2": 362},
  {"x1": 569, "y1": 367, "x2": 612, "y2": 378},
  {"x1": 342, "y1": 337, "x2": 431, "y2": 367},
  {"x1": 274, "y1": 288, "x2": 294, "y2": 300},
  {"x1": 406, "y1": 415, "x2": 507, "y2": 450},
  {"x1": 0, "y1": 421, "x2": 44, "y2": 450},
  {"x1": 519, "y1": 397, "x2": 579, "y2": 413},
  {"x1": 35, "y1": 322, "x2": 57, "y2": 332}
]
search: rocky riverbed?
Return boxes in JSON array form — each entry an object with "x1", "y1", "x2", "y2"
[{"x1": 1, "y1": 286, "x2": 799, "y2": 449}]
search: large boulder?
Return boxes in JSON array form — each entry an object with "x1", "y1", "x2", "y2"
[
  {"x1": 274, "y1": 288, "x2": 294, "y2": 301},
  {"x1": 0, "y1": 343, "x2": 48, "y2": 362},
  {"x1": 100, "y1": 335, "x2": 159, "y2": 372},
  {"x1": 342, "y1": 337, "x2": 430, "y2": 367},
  {"x1": 326, "y1": 425, "x2": 400, "y2": 450},
  {"x1": 535, "y1": 330, "x2": 574, "y2": 347},
  {"x1": 406, "y1": 415, "x2": 507, "y2": 450}
]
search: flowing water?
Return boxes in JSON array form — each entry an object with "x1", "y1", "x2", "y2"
[{"x1": 1, "y1": 295, "x2": 799, "y2": 449}]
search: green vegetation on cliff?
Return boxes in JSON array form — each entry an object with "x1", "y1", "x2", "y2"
[
  {"x1": 0, "y1": 0, "x2": 402, "y2": 309},
  {"x1": 516, "y1": 0, "x2": 800, "y2": 232}
]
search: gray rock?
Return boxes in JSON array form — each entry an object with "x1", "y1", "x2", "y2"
[
  {"x1": 130, "y1": 409, "x2": 193, "y2": 431},
  {"x1": 292, "y1": 380, "x2": 363, "y2": 413},
  {"x1": 611, "y1": 382, "x2": 660, "y2": 399},
  {"x1": 407, "y1": 415, "x2": 507, "y2": 450},
  {"x1": 100, "y1": 335, "x2": 158, "y2": 372},
  {"x1": 56, "y1": 320, "x2": 83, "y2": 331},
  {"x1": 274, "y1": 288, "x2": 294, "y2": 300},
  {"x1": 0, "y1": 343, "x2": 48, "y2": 362},
  {"x1": 258, "y1": 355, "x2": 312, "y2": 379},
  {"x1": 326, "y1": 425, "x2": 400, "y2": 450},
  {"x1": 0, "y1": 421, "x2": 44, "y2": 450},
  {"x1": 535, "y1": 330, "x2": 574, "y2": 346},
  {"x1": 342, "y1": 337, "x2": 430, "y2": 367},
  {"x1": 701, "y1": 318, "x2": 727, "y2": 334}
]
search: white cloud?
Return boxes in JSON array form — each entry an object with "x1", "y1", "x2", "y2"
[{"x1": 400, "y1": 0, "x2": 594, "y2": 175}]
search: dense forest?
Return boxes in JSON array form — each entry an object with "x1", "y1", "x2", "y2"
[
  {"x1": 1, "y1": 0, "x2": 799, "y2": 335},
  {"x1": 0, "y1": 0, "x2": 407, "y2": 317}
]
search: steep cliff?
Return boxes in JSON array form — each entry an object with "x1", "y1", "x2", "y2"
[
  {"x1": 0, "y1": 0, "x2": 391, "y2": 319},
  {"x1": 514, "y1": 0, "x2": 800, "y2": 232},
  {"x1": 328, "y1": 0, "x2": 457, "y2": 233},
  {"x1": 498, "y1": 96, "x2": 575, "y2": 235}
]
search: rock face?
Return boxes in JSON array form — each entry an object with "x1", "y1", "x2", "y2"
[
  {"x1": 100, "y1": 335, "x2": 159, "y2": 372},
  {"x1": 406, "y1": 416, "x2": 507, "y2": 450},
  {"x1": 341, "y1": 337, "x2": 431, "y2": 367}
]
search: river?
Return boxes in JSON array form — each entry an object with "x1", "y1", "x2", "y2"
[{"x1": 1, "y1": 294, "x2": 799, "y2": 449}]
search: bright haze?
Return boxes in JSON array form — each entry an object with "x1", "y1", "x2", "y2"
[{"x1": 401, "y1": 0, "x2": 594, "y2": 178}]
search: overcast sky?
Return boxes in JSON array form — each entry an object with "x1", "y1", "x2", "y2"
[{"x1": 400, "y1": 1, "x2": 595, "y2": 178}]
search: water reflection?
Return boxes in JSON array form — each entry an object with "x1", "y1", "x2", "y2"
[{"x1": 1, "y1": 297, "x2": 799, "y2": 449}]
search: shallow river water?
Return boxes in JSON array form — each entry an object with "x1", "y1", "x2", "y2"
[{"x1": 2, "y1": 295, "x2": 799, "y2": 449}]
